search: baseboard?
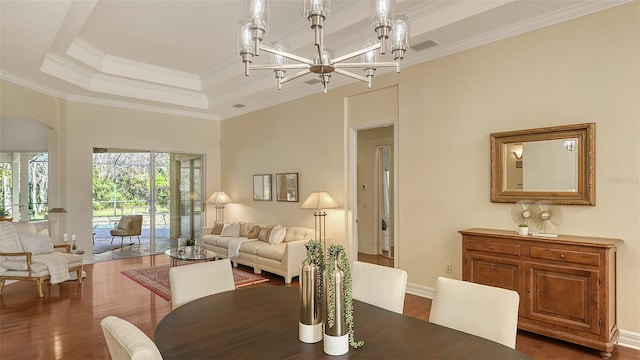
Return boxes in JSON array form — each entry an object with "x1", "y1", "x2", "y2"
[
  {"x1": 619, "y1": 329, "x2": 640, "y2": 350},
  {"x1": 404, "y1": 281, "x2": 640, "y2": 351}
]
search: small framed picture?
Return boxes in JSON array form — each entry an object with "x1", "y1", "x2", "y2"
[
  {"x1": 253, "y1": 174, "x2": 272, "y2": 201},
  {"x1": 275, "y1": 173, "x2": 299, "y2": 202}
]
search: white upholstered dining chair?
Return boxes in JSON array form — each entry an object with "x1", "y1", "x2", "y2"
[
  {"x1": 429, "y1": 277, "x2": 520, "y2": 349},
  {"x1": 169, "y1": 258, "x2": 235, "y2": 310},
  {"x1": 351, "y1": 260, "x2": 408, "y2": 314},
  {"x1": 100, "y1": 315, "x2": 163, "y2": 360}
]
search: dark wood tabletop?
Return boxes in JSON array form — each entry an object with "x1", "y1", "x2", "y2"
[{"x1": 154, "y1": 287, "x2": 531, "y2": 359}]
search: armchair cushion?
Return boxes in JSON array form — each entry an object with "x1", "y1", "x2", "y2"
[
  {"x1": 0, "y1": 223, "x2": 24, "y2": 258},
  {"x1": 19, "y1": 233, "x2": 54, "y2": 255},
  {"x1": 117, "y1": 216, "x2": 134, "y2": 230}
]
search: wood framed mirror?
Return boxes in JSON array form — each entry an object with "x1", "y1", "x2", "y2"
[{"x1": 490, "y1": 123, "x2": 595, "y2": 205}]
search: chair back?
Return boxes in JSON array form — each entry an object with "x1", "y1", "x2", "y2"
[
  {"x1": 169, "y1": 258, "x2": 235, "y2": 310},
  {"x1": 429, "y1": 277, "x2": 520, "y2": 349},
  {"x1": 130, "y1": 215, "x2": 143, "y2": 236},
  {"x1": 351, "y1": 260, "x2": 408, "y2": 314},
  {"x1": 100, "y1": 315, "x2": 163, "y2": 360}
]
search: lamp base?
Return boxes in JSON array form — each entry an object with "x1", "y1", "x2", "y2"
[{"x1": 299, "y1": 322, "x2": 323, "y2": 343}]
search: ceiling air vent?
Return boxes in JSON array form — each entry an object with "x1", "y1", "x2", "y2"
[
  {"x1": 411, "y1": 39, "x2": 439, "y2": 52},
  {"x1": 232, "y1": 104, "x2": 246, "y2": 108}
]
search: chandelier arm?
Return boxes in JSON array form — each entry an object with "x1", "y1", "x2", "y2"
[
  {"x1": 260, "y1": 44, "x2": 314, "y2": 65},
  {"x1": 281, "y1": 69, "x2": 312, "y2": 84},
  {"x1": 331, "y1": 43, "x2": 381, "y2": 64},
  {"x1": 250, "y1": 64, "x2": 310, "y2": 71},
  {"x1": 333, "y1": 68, "x2": 369, "y2": 83},
  {"x1": 334, "y1": 62, "x2": 397, "y2": 69}
]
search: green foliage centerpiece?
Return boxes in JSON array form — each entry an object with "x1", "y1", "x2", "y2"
[{"x1": 323, "y1": 244, "x2": 363, "y2": 355}]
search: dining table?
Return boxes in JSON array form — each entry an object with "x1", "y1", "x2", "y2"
[{"x1": 154, "y1": 286, "x2": 532, "y2": 359}]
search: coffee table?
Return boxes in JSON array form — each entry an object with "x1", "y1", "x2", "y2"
[{"x1": 164, "y1": 248, "x2": 217, "y2": 266}]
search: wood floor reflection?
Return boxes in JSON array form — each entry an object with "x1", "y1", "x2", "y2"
[{"x1": 0, "y1": 255, "x2": 638, "y2": 359}]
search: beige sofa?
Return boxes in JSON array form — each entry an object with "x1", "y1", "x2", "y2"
[{"x1": 201, "y1": 222, "x2": 313, "y2": 284}]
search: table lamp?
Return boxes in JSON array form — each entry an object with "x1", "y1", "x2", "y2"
[{"x1": 206, "y1": 191, "x2": 232, "y2": 223}]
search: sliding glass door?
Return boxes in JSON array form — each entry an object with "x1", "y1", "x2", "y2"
[{"x1": 92, "y1": 150, "x2": 203, "y2": 259}]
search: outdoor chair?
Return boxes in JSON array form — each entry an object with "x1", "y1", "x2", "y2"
[{"x1": 110, "y1": 215, "x2": 142, "y2": 245}]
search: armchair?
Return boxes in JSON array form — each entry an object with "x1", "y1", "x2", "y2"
[
  {"x1": 110, "y1": 215, "x2": 143, "y2": 245},
  {"x1": 0, "y1": 221, "x2": 83, "y2": 297}
]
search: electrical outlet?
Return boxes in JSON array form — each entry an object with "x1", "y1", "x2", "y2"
[{"x1": 445, "y1": 263, "x2": 452, "y2": 273}]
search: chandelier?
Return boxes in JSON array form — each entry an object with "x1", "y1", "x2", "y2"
[{"x1": 239, "y1": 0, "x2": 409, "y2": 93}]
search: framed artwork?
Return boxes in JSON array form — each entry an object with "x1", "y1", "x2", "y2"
[
  {"x1": 276, "y1": 173, "x2": 299, "y2": 202},
  {"x1": 253, "y1": 174, "x2": 272, "y2": 201}
]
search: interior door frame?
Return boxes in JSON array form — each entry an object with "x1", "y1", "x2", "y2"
[{"x1": 347, "y1": 121, "x2": 397, "y2": 267}]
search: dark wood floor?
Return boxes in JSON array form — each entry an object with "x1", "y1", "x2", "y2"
[{"x1": 0, "y1": 255, "x2": 638, "y2": 359}]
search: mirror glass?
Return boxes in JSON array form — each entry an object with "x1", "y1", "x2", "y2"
[
  {"x1": 276, "y1": 173, "x2": 298, "y2": 202},
  {"x1": 491, "y1": 123, "x2": 595, "y2": 205},
  {"x1": 253, "y1": 174, "x2": 272, "y2": 201}
]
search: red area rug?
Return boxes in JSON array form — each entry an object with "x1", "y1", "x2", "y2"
[{"x1": 121, "y1": 264, "x2": 268, "y2": 301}]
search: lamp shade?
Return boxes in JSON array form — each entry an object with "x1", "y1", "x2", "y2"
[
  {"x1": 207, "y1": 191, "x2": 232, "y2": 204},
  {"x1": 301, "y1": 192, "x2": 339, "y2": 210}
]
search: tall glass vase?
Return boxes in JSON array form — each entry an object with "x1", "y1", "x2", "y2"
[
  {"x1": 299, "y1": 258, "x2": 323, "y2": 343},
  {"x1": 324, "y1": 249, "x2": 348, "y2": 356}
]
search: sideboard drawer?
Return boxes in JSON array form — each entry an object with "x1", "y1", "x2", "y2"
[
  {"x1": 530, "y1": 246, "x2": 600, "y2": 266},
  {"x1": 465, "y1": 239, "x2": 521, "y2": 256}
]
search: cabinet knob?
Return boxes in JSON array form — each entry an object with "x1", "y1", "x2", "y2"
[
  {"x1": 526, "y1": 288, "x2": 530, "y2": 293},
  {"x1": 489, "y1": 245, "x2": 494, "y2": 250},
  {"x1": 560, "y1": 254, "x2": 566, "y2": 259}
]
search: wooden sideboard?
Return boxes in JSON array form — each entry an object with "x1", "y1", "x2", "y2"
[{"x1": 459, "y1": 228, "x2": 622, "y2": 359}]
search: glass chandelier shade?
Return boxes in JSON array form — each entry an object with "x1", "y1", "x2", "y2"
[{"x1": 239, "y1": 0, "x2": 409, "y2": 93}]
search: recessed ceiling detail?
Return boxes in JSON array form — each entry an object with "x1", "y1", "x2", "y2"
[{"x1": 0, "y1": 0, "x2": 630, "y2": 120}]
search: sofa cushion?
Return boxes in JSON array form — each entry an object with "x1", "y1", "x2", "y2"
[
  {"x1": 238, "y1": 240, "x2": 270, "y2": 255},
  {"x1": 201, "y1": 234, "x2": 219, "y2": 246},
  {"x1": 221, "y1": 223, "x2": 241, "y2": 237},
  {"x1": 211, "y1": 222, "x2": 224, "y2": 235},
  {"x1": 284, "y1": 226, "x2": 314, "y2": 243},
  {"x1": 19, "y1": 233, "x2": 54, "y2": 255},
  {"x1": 256, "y1": 243, "x2": 287, "y2": 261},
  {"x1": 247, "y1": 225, "x2": 261, "y2": 239},
  {"x1": 268, "y1": 225, "x2": 287, "y2": 245},
  {"x1": 258, "y1": 226, "x2": 274, "y2": 242},
  {"x1": 239, "y1": 222, "x2": 255, "y2": 237},
  {"x1": 215, "y1": 236, "x2": 239, "y2": 248}
]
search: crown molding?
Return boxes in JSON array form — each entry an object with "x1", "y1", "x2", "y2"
[
  {"x1": 41, "y1": 52, "x2": 208, "y2": 109},
  {"x1": 1, "y1": 71, "x2": 218, "y2": 121},
  {"x1": 67, "y1": 38, "x2": 202, "y2": 90}
]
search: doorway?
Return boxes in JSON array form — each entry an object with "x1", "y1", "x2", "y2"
[{"x1": 355, "y1": 126, "x2": 394, "y2": 267}]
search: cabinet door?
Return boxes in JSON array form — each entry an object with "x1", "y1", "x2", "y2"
[
  {"x1": 524, "y1": 262, "x2": 600, "y2": 335},
  {"x1": 464, "y1": 252, "x2": 522, "y2": 297}
]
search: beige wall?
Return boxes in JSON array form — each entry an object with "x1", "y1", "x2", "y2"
[{"x1": 222, "y1": 3, "x2": 640, "y2": 334}]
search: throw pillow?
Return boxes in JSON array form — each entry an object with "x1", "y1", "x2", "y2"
[
  {"x1": 211, "y1": 222, "x2": 224, "y2": 235},
  {"x1": 257, "y1": 226, "x2": 274, "y2": 242},
  {"x1": 220, "y1": 223, "x2": 241, "y2": 237},
  {"x1": 240, "y1": 222, "x2": 255, "y2": 237},
  {"x1": 19, "y1": 233, "x2": 54, "y2": 255},
  {"x1": 268, "y1": 225, "x2": 287, "y2": 245},
  {"x1": 247, "y1": 225, "x2": 261, "y2": 239}
]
